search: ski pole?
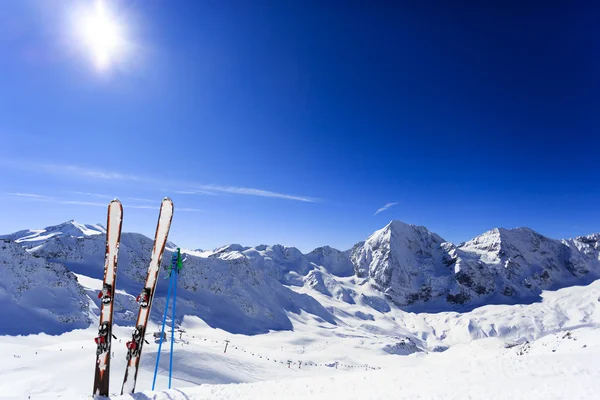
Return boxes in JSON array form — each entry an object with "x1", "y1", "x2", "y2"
[
  {"x1": 168, "y1": 249, "x2": 180, "y2": 389},
  {"x1": 152, "y1": 267, "x2": 175, "y2": 390}
]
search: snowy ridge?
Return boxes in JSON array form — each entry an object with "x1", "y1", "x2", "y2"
[
  {"x1": 0, "y1": 220, "x2": 105, "y2": 248},
  {"x1": 449, "y1": 227, "x2": 600, "y2": 306},
  {"x1": 347, "y1": 221, "x2": 600, "y2": 310}
]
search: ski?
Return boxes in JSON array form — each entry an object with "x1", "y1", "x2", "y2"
[
  {"x1": 121, "y1": 198, "x2": 174, "y2": 394},
  {"x1": 93, "y1": 199, "x2": 123, "y2": 397}
]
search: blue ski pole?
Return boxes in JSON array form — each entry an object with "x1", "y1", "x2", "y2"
[
  {"x1": 152, "y1": 252, "x2": 177, "y2": 390},
  {"x1": 168, "y1": 250, "x2": 180, "y2": 388}
]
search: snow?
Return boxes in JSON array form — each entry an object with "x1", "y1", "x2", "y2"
[
  {"x1": 2, "y1": 218, "x2": 600, "y2": 399},
  {"x1": 0, "y1": 239, "x2": 90, "y2": 335},
  {"x1": 2, "y1": 281, "x2": 600, "y2": 399},
  {"x1": 112, "y1": 342, "x2": 600, "y2": 399}
]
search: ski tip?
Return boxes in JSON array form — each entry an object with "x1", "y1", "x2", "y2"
[
  {"x1": 162, "y1": 197, "x2": 173, "y2": 203},
  {"x1": 109, "y1": 199, "x2": 123, "y2": 214}
]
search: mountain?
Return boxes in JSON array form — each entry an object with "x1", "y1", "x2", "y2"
[
  {"x1": 351, "y1": 221, "x2": 455, "y2": 307},
  {"x1": 1, "y1": 219, "x2": 599, "y2": 337},
  {"x1": 0, "y1": 220, "x2": 105, "y2": 248},
  {"x1": 11, "y1": 224, "x2": 336, "y2": 335},
  {"x1": 449, "y1": 228, "x2": 600, "y2": 305},
  {"x1": 305, "y1": 246, "x2": 355, "y2": 277},
  {"x1": 0, "y1": 238, "x2": 90, "y2": 335},
  {"x1": 349, "y1": 221, "x2": 600, "y2": 310}
]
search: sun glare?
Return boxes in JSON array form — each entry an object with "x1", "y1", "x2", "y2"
[{"x1": 76, "y1": 0, "x2": 125, "y2": 71}]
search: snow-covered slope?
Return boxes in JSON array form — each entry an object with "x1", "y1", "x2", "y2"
[
  {"x1": 0, "y1": 239, "x2": 90, "y2": 335},
  {"x1": 113, "y1": 335, "x2": 600, "y2": 400},
  {"x1": 3, "y1": 279, "x2": 600, "y2": 399}
]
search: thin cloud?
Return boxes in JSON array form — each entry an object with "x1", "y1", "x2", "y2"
[
  {"x1": 6, "y1": 192, "x2": 51, "y2": 199},
  {"x1": 53, "y1": 164, "x2": 142, "y2": 181},
  {"x1": 7, "y1": 191, "x2": 205, "y2": 213},
  {"x1": 374, "y1": 202, "x2": 400, "y2": 216},
  {"x1": 127, "y1": 205, "x2": 158, "y2": 210},
  {"x1": 72, "y1": 192, "x2": 161, "y2": 204},
  {"x1": 126, "y1": 197, "x2": 156, "y2": 203},
  {"x1": 171, "y1": 190, "x2": 197, "y2": 195},
  {"x1": 0, "y1": 159, "x2": 146, "y2": 182},
  {"x1": 71, "y1": 191, "x2": 116, "y2": 199},
  {"x1": 3, "y1": 161, "x2": 318, "y2": 203},
  {"x1": 197, "y1": 185, "x2": 317, "y2": 202},
  {"x1": 169, "y1": 189, "x2": 217, "y2": 196},
  {"x1": 61, "y1": 200, "x2": 107, "y2": 207}
]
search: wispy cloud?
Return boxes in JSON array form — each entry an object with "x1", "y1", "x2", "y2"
[
  {"x1": 7, "y1": 194, "x2": 108, "y2": 208},
  {"x1": 3, "y1": 161, "x2": 318, "y2": 203},
  {"x1": 6, "y1": 192, "x2": 51, "y2": 199},
  {"x1": 196, "y1": 185, "x2": 317, "y2": 202},
  {"x1": 48, "y1": 164, "x2": 142, "y2": 181},
  {"x1": 169, "y1": 189, "x2": 217, "y2": 196},
  {"x1": 71, "y1": 191, "x2": 116, "y2": 200},
  {"x1": 61, "y1": 200, "x2": 107, "y2": 207},
  {"x1": 72, "y1": 192, "x2": 157, "y2": 204},
  {"x1": 374, "y1": 202, "x2": 400, "y2": 216},
  {"x1": 171, "y1": 190, "x2": 197, "y2": 195},
  {"x1": 8, "y1": 193, "x2": 204, "y2": 212},
  {"x1": 126, "y1": 197, "x2": 156, "y2": 203},
  {"x1": 0, "y1": 159, "x2": 146, "y2": 182}
]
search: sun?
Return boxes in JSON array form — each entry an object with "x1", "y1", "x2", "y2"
[{"x1": 75, "y1": 0, "x2": 125, "y2": 71}]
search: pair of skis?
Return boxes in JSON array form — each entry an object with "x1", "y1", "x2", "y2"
[{"x1": 93, "y1": 198, "x2": 174, "y2": 397}]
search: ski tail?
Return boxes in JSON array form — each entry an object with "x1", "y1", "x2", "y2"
[
  {"x1": 121, "y1": 198, "x2": 174, "y2": 395},
  {"x1": 93, "y1": 199, "x2": 123, "y2": 397}
]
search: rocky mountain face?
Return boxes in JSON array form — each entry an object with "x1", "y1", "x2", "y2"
[
  {"x1": 449, "y1": 228, "x2": 600, "y2": 306},
  {"x1": 349, "y1": 221, "x2": 600, "y2": 309},
  {"x1": 351, "y1": 221, "x2": 456, "y2": 307},
  {"x1": 1, "y1": 220, "x2": 599, "y2": 335}
]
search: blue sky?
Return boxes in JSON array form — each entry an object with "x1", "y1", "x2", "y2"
[{"x1": 0, "y1": 1, "x2": 598, "y2": 252}]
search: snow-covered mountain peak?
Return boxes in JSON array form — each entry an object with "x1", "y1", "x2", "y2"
[
  {"x1": 371, "y1": 220, "x2": 445, "y2": 244},
  {"x1": 573, "y1": 233, "x2": 600, "y2": 249},
  {"x1": 364, "y1": 220, "x2": 446, "y2": 255},
  {"x1": 52, "y1": 220, "x2": 106, "y2": 237},
  {"x1": 0, "y1": 220, "x2": 105, "y2": 247},
  {"x1": 212, "y1": 244, "x2": 249, "y2": 254},
  {"x1": 351, "y1": 221, "x2": 452, "y2": 306},
  {"x1": 461, "y1": 226, "x2": 559, "y2": 259},
  {"x1": 305, "y1": 245, "x2": 355, "y2": 277}
]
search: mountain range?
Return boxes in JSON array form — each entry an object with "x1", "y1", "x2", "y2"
[{"x1": 1, "y1": 219, "x2": 598, "y2": 337}]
